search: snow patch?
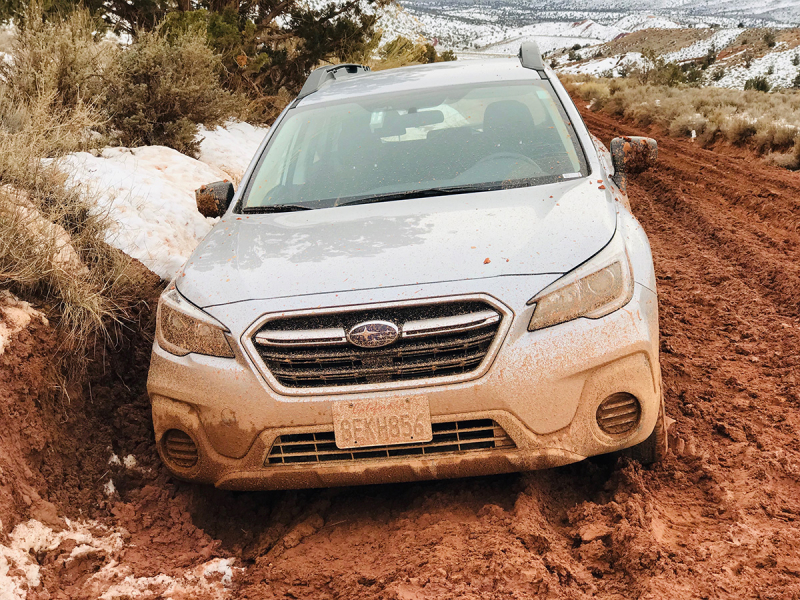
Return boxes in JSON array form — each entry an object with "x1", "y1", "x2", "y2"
[
  {"x1": 562, "y1": 52, "x2": 645, "y2": 77},
  {"x1": 55, "y1": 146, "x2": 229, "y2": 280},
  {"x1": 462, "y1": 19, "x2": 624, "y2": 58},
  {"x1": 196, "y1": 120, "x2": 269, "y2": 184},
  {"x1": 614, "y1": 14, "x2": 681, "y2": 31},
  {"x1": 715, "y1": 47, "x2": 800, "y2": 90},
  {"x1": 91, "y1": 557, "x2": 239, "y2": 600},
  {"x1": 663, "y1": 28, "x2": 741, "y2": 63}
]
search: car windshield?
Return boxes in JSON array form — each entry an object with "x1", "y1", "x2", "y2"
[{"x1": 242, "y1": 80, "x2": 588, "y2": 212}]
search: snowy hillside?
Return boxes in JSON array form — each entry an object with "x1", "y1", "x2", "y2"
[
  {"x1": 558, "y1": 23, "x2": 800, "y2": 91},
  {"x1": 472, "y1": 20, "x2": 624, "y2": 55},
  {"x1": 392, "y1": 0, "x2": 798, "y2": 55},
  {"x1": 401, "y1": 0, "x2": 800, "y2": 26}
]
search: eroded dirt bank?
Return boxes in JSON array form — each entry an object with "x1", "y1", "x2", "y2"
[{"x1": 2, "y1": 108, "x2": 800, "y2": 599}]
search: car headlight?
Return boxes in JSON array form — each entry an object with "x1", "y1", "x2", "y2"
[
  {"x1": 527, "y1": 225, "x2": 634, "y2": 331},
  {"x1": 156, "y1": 283, "x2": 235, "y2": 358}
]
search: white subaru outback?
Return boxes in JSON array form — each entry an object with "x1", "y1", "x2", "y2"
[{"x1": 148, "y1": 43, "x2": 665, "y2": 490}]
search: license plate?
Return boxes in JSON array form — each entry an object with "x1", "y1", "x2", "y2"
[{"x1": 332, "y1": 397, "x2": 433, "y2": 449}]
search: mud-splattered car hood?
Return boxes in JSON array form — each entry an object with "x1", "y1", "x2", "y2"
[{"x1": 177, "y1": 177, "x2": 616, "y2": 308}]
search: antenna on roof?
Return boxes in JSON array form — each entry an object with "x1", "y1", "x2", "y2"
[{"x1": 519, "y1": 42, "x2": 547, "y2": 78}]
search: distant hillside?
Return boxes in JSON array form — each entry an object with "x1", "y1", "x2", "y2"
[
  {"x1": 401, "y1": 0, "x2": 800, "y2": 26},
  {"x1": 390, "y1": 0, "x2": 798, "y2": 53},
  {"x1": 557, "y1": 26, "x2": 800, "y2": 90}
]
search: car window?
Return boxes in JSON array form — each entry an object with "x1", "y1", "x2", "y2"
[{"x1": 243, "y1": 81, "x2": 588, "y2": 211}]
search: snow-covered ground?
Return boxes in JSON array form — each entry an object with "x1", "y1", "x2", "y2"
[
  {"x1": 376, "y1": 1, "x2": 428, "y2": 43},
  {"x1": 614, "y1": 14, "x2": 681, "y2": 31},
  {"x1": 390, "y1": 0, "x2": 796, "y2": 61},
  {"x1": 56, "y1": 121, "x2": 269, "y2": 280},
  {"x1": 663, "y1": 28, "x2": 742, "y2": 63},
  {"x1": 561, "y1": 52, "x2": 645, "y2": 77},
  {"x1": 468, "y1": 20, "x2": 624, "y2": 56},
  {"x1": 556, "y1": 22, "x2": 800, "y2": 91},
  {"x1": 196, "y1": 120, "x2": 267, "y2": 184},
  {"x1": 715, "y1": 46, "x2": 800, "y2": 89}
]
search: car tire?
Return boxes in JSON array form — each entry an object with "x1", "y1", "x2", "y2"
[{"x1": 620, "y1": 396, "x2": 668, "y2": 465}]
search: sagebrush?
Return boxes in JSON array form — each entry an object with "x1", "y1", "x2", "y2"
[
  {"x1": 107, "y1": 23, "x2": 235, "y2": 155},
  {"x1": 563, "y1": 74, "x2": 800, "y2": 167}
]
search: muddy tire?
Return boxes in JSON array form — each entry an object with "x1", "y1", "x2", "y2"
[{"x1": 620, "y1": 397, "x2": 668, "y2": 465}]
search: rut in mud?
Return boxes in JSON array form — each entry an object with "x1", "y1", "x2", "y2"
[{"x1": 2, "y1": 106, "x2": 800, "y2": 599}]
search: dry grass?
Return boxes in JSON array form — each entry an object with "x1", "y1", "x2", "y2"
[
  {"x1": 0, "y1": 84, "x2": 134, "y2": 379},
  {"x1": 563, "y1": 74, "x2": 800, "y2": 166},
  {"x1": 0, "y1": 3, "x2": 234, "y2": 381},
  {"x1": 0, "y1": 6, "x2": 116, "y2": 113}
]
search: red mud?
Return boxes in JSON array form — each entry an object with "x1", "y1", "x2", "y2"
[{"x1": 2, "y1": 107, "x2": 800, "y2": 598}]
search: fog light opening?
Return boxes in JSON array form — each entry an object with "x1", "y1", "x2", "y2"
[
  {"x1": 596, "y1": 393, "x2": 641, "y2": 435},
  {"x1": 162, "y1": 429, "x2": 199, "y2": 468}
]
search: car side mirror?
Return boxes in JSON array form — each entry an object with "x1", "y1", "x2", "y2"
[
  {"x1": 196, "y1": 181, "x2": 235, "y2": 218},
  {"x1": 610, "y1": 137, "x2": 658, "y2": 193}
]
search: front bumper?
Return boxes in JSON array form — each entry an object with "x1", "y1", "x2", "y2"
[{"x1": 147, "y1": 280, "x2": 660, "y2": 490}]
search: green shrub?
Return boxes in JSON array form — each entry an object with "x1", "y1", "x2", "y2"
[
  {"x1": 763, "y1": 30, "x2": 776, "y2": 48},
  {"x1": 744, "y1": 76, "x2": 771, "y2": 92},
  {"x1": 107, "y1": 24, "x2": 235, "y2": 155},
  {"x1": 422, "y1": 43, "x2": 438, "y2": 64},
  {"x1": 701, "y1": 47, "x2": 717, "y2": 70},
  {"x1": 632, "y1": 49, "x2": 686, "y2": 87},
  {"x1": 376, "y1": 36, "x2": 446, "y2": 69}
]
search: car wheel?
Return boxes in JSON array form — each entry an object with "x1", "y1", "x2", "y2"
[{"x1": 620, "y1": 396, "x2": 668, "y2": 465}]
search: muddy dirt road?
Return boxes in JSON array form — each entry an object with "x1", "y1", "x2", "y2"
[{"x1": 3, "y1": 107, "x2": 800, "y2": 599}]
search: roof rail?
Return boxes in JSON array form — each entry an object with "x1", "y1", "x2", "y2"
[
  {"x1": 296, "y1": 63, "x2": 371, "y2": 101},
  {"x1": 519, "y1": 42, "x2": 547, "y2": 79}
]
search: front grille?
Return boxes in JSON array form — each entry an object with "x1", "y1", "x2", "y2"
[
  {"x1": 252, "y1": 300, "x2": 503, "y2": 389},
  {"x1": 266, "y1": 419, "x2": 515, "y2": 465}
]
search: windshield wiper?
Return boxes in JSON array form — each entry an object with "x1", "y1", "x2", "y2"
[
  {"x1": 338, "y1": 184, "x2": 493, "y2": 207},
  {"x1": 242, "y1": 204, "x2": 315, "y2": 214}
]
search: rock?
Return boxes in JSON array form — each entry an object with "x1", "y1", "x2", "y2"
[{"x1": 577, "y1": 522, "x2": 613, "y2": 543}]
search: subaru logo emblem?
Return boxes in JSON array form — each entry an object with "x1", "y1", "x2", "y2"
[{"x1": 347, "y1": 320, "x2": 399, "y2": 348}]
